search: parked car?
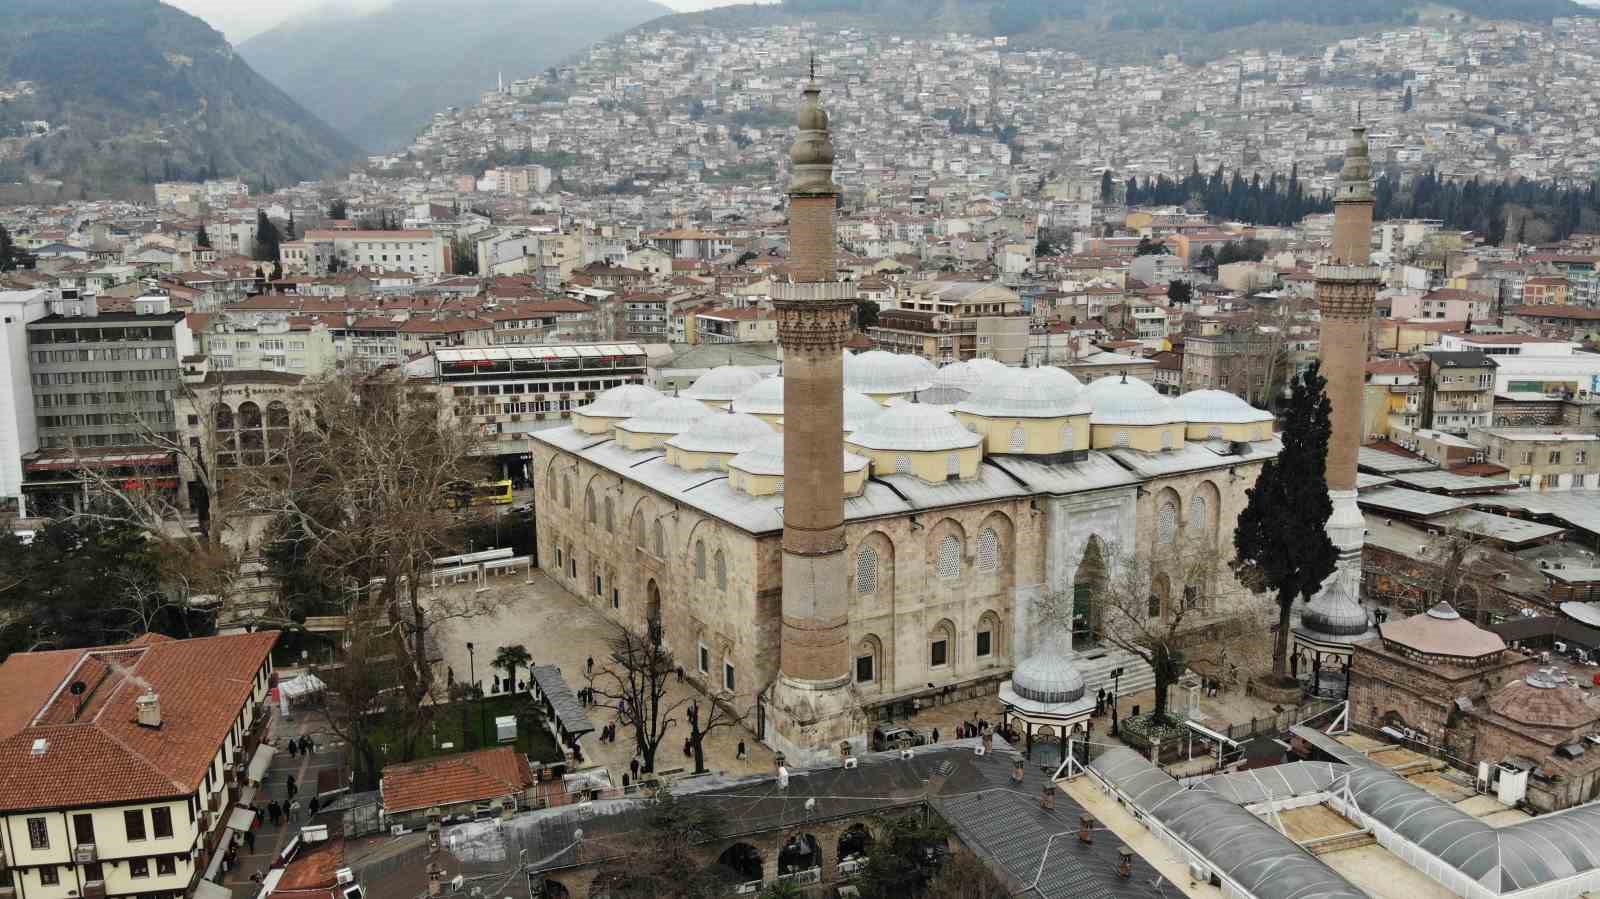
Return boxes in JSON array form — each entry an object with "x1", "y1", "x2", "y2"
[{"x1": 870, "y1": 724, "x2": 928, "y2": 752}]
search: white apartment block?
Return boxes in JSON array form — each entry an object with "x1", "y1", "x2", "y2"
[
  {"x1": 0, "y1": 289, "x2": 51, "y2": 517},
  {"x1": 283, "y1": 230, "x2": 450, "y2": 277}
]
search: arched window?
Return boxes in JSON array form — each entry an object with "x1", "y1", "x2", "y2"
[
  {"x1": 1208, "y1": 424, "x2": 1224, "y2": 440},
  {"x1": 855, "y1": 635, "x2": 882, "y2": 685},
  {"x1": 977, "y1": 528, "x2": 999, "y2": 572},
  {"x1": 585, "y1": 487, "x2": 596, "y2": 525},
  {"x1": 562, "y1": 474, "x2": 572, "y2": 509},
  {"x1": 856, "y1": 545, "x2": 878, "y2": 595},
  {"x1": 937, "y1": 535, "x2": 961, "y2": 580},
  {"x1": 604, "y1": 495, "x2": 614, "y2": 531},
  {"x1": 632, "y1": 512, "x2": 644, "y2": 548},
  {"x1": 976, "y1": 611, "x2": 1000, "y2": 659},
  {"x1": 1008, "y1": 425, "x2": 1026, "y2": 452},
  {"x1": 1061, "y1": 423, "x2": 1074, "y2": 452},
  {"x1": 1188, "y1": 493, "x2": 1210, "y2": 536},
  {"x1": 1150, "y1": 574, "x2": 1169, "y2": 619},
  {"x1": 946, "y1": 453, "x2": 960, "y2": 477},
  {"x1": 238, "y1": 401, "x2": 264, "y2": 465},
  {"x1": 213, "y1": 403, "x2": 237, "y2": 467},
  {"x1": 714, "y1": 549, "x2": 727, "y2": 590},
  {"x1": 694, "y1": 540, "x2": 706, "y2": 579},
  {"x1": 652, "y1": 520, "x2": 665, "y2": 557},
  {"x1": 928, "y1": 620, "x2": 955, "y2": 668},
  {"x1": 1158, "y1": 500, "x2": 1178, "y2": 545},
  {"x1": 265, "y1": 401, "x2": 290, "y2": 456}
]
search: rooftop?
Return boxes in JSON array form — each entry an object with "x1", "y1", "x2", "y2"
[{"x1": 381, "y1": 746, "x2": 535, "y2": 815}]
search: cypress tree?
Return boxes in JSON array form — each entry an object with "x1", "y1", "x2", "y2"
[{"x1": 1233, "y1": 361, "x2": 1338, "y2": 686}]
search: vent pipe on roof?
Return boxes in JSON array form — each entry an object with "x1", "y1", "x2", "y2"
[{"x1": 135, "y1": 690, "x2": 162, "y2": 728}]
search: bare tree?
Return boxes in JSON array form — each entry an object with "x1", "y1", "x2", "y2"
[
  {"x1": 315, "y1": 603, "x2": 404, "y2": 790},
  {"x1": 1035, "y1": 538, "x2": 1252, "y2": 722},
  {"x1": 588, "y1": 622, "x2": 685, "y2": 775},
  {"x1": 1366, "y1": 524, "x2": 1497, "y2": 621},
  {"x1": 106, "y1": 571, "x2": 196, "y2": 640},
  {"x1": 684, "y1": 697, "x2": 747, "y2": 776},
  {"x1": 246, "y1": 372, "x2": 501, "y2": 762}
]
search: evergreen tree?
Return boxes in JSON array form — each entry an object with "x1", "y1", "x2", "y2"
[
  {"x1": 1135, "y1": 236, "x2": 1168, "y2": 256},
  {"x1": 1100, "y1": 169, "x2": 1114, "y2": 204},
  {"x1": 327, "y1": 198, "x2": 348, "y2": 220},
  {"x1": 1166, "y1": 279, "x2": 1193, "y2": 304},
  {"x1": 253, "y1": 210, "x2": 282, "y2": 263},
  {"x1": 1402, "y1": 85, "x2": 1414, "y2": 112},
  {"x1": 1233, "y1": 362, "x2": 1338, "y2": 686},
  {"x1": 286, "y1": 210, "x2": 298, "y2": 241},
  {"x1": 195, "y1": 221, "x2": 211, "y2": 249}
]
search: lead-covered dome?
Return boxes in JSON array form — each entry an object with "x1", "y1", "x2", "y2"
[
  {"x1": 1082, "y1": 375, "x2": 1182, "y2": 426},
  {"x1": 728, "y1": 379, "x2": 885, "y2": 433},
  {"x1": 1172, "y1": 389, "x2": 1274, "y2": 425},
  {"x1": 1011, "y1": 648, "x2": 1086, "y2": 704},
  {"x1": 683, "y1": 365, "x2": 765, "y2": 404},
  {"x1": 614, "y1": 396, "x2": 713, "y2": 437},
  {"x1": 957, "y1": 366, "x2": 1091, "y2": 418},
  {"x1": 846, "y1": 404, "x2": 982, "y2": 452},
  {"x1": 727, "y1": 434, "x2": 869, "y2": 477},
  {"x1": 845, "y1": 350, "x2": 936, "y2": 397},
  {"x1": 843, "y1": 389, "x2": 885, "y2": 432},
  {"x1": 576, "y1": 384, "x2": 661, "y2": 419},
  {"x1": 666, "y1": 411, "x2": 774, "y2": 455}
]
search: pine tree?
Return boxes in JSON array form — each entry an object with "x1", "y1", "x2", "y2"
[
  {"x1": 253, "y1": 210, "x2": 282, "y2": 263},
  {"x1": 1233, "y1": 362, "x2": 1338, "y2": 687},
  {"x1": 196, "y1": 221, "x2": 211, "y2": 249}
]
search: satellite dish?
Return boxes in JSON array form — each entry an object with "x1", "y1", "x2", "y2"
[{"x1": 69, "y1": 681, "x2": 86, "y2": 696}]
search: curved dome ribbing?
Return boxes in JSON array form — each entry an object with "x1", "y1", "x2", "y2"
[
  {"x1": 728, "y1": 434, "x2": 868, "y2": 476},
  {"x1": 576, "y1": 384, "x2": 662, "y2": 419},
  {"x1": 683, "y1": 365, "x2": 765, "y2": 402},
  {"x1": 1172, "y1": 389, "x2": 1275, "y2": 424},
  {"x1": 666, "y1": 412, "x2": 775, "y2": 454},
  {"x1": 957, "y1": 366, "x2": 1091, "y2": 418},
  {"x1": 1082, "y1": 375, "x2": 1183, "y2": 426},
  {"x1": 845, "y1": 350, "x2": 936, "y2": 395},
  {"x1": 846, "y1": 404, "x2": 982, "y2": 452},
  {"x1": 615, "y1": 396, "x2": 714, "y2": 436}
]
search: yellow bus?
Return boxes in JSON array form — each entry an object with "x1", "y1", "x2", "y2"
[{"x1": 445, "y1": 479, "x2": 515, "y2": 509}]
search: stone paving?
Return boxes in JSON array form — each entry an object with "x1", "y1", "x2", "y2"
[{"x1": 218, "y1": 712, "x2": 345, "y2": 896}]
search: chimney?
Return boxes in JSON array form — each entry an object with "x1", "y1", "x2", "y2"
[{"x1": 135, "y1": 690, "x2": 162, "y2": 728}]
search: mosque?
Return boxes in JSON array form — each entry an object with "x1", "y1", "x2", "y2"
[{"x1": 529, "y1": 77, "x2": 1283, "y2": 761}]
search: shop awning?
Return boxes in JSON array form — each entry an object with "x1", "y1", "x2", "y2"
[
  {"x1": 226, "y1": 806, "x2": 257, "y2": 832},
  {"x1": 247, "y1": 743, "x2": 277, "y2": 783}
]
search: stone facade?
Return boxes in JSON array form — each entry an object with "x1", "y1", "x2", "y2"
[{"x1": 1347, "y1": 639, "x2": 1530, "y2": 745}]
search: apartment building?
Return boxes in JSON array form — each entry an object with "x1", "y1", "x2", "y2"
[
  {"x1": 1523, "y1": 276, "x2": 1570, "y2": 306},
  {"x1": 692, "y1": 307, "x2": 776, "y2": 345},
  {"x1": 194, "y1": 314, "x2": 335, "y2": 377},
  {"x1": 282, "y1": 230, "x2": 450, "y2": 277},
  {"x1": 1421, "y1": 350, "x2": 1496, "y2": 434},
  {"x1": 1179, "y1": 329, "x2": 1285, "y2": 403},
  {"x1": 328, "y1": 317, "x2": 403, "y2": 372},
  {"x1": 879, "y1": 280, "x2": 1030, "y2": 363},
  {"x1": 0, "y1": 631, "x2": 278, "y2": 899},
  {"x1": 26, "y1": 295, "x2": 191, "y2": 452},
  {"x1": 0, "y1": 289, "x2": 51, "y2": 517},
  {"x1": 1469, "y1": 428, "x2": 1600, "y2": 490}
]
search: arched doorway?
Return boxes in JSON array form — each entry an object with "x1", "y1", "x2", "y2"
[
  {"x1": 777, "y1": 833, "x2": 822, "y2": 875},
  {"x1": 1073, "y1": 537, "x2": 1107, "y2": 645},
  {"x1": 645, "y1": 579, "x2": 662, "y2": 636},
  {"x1": 535, "y1": 878, "x2": 569, "y2": 899},
  {"x1": 716, "y1": 843, "x2": 763, "y2": 884},
  {"x1": 837, "y1": 823, "x2": 872, "y2": 862}
]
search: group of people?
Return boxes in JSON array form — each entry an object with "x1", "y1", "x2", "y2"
[
  {"x1": 1093, "y1": 687, "x2": 1115, "y2": 718},
  {"x1": 283, "y1": 734, "x2": 316, "y2": 758}
]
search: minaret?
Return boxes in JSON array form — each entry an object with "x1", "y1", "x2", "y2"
[
  {"x1": 766, "y1": 71, "x2": 862, "y2": 763},
  {"x1": 1298, "y1": 126, "x2": 1380, "y2": 655}
]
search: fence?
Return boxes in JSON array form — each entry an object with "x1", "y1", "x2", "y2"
[{"x1": 1217, "y1": 697, "x2": 1344, "y2": 743}]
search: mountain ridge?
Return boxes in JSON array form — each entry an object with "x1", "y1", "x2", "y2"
[
  {"x1": 0, "y1": 0, "x2": 357, "y2": 200},
  {"x1": 240, "y1": 0, "x2": 672, "y2": 152}
]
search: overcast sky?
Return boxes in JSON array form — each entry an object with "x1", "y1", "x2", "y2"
[{"x1": 168, "y1": 0, "x2": 754, "y2": 42}]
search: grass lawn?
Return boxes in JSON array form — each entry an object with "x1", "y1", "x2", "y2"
[{"x1": 369, "y1": 693, "x2": 563, "y2": 770}]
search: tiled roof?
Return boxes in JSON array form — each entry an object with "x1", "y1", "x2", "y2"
[
  {"x1": 381, "y1": 746, "x2": 534, "y2": 815},
  {"x1": 0, "y1": 632, "x2": 277, "y2": 812}
]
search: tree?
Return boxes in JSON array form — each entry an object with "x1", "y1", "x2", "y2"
[
  {"x1": 855, "y1": 816, "x2": 950, "y2": 899},
  {"x1": 318, "y1": 606, "x2": 413, "y2": 789},
  {"x1": 855, "y1": 298, "x2": 881, "y2": 331},
  {"x1": 285, "y1": 210, "x2": 298, "y2": 241},
  {"x1": 1402, "y1": 85, "x2": 1414, "y2": 112},
  {"x1": 195, "y1": 221, "x2": 211, "y2": 249},
  {"x1": 1197, "y1": 244, "x2": 1218, "y2": 277},
  {"x1": 0, "y1": 223, "x2": 35, "y2": 271},
  {"x1": 493, "y1": 643, "x2": 532, "y2": 693},
  {"x1": 327, "y1": 197, "x2": 347, "y2": 220},
  {"x1": 588, "y1": 788, "x2": 728, "y2": 898},
  {"x1": 587, "y1": 622, "x2": 684, "y2": 775},
  {"x1": 1135, "y1": 236, "x2": 1169, "y2": 256},
  {"x1": 247, "y1": 373, "x2": 500, "y2": 763},
  {"x1": 253, "y1": 209, "x2": 281, "y2": 262},
  {"x1": 684, "y1": 697, "x2": 746, "y2": 776},
  {"x1": 451, "y1": 236, "x2": 478, "y2": 275},
  {"x1": 1166, "y1": 279, "x2": 1193, "y2": 304},
  {"x1": 1233, "y1": 362, "x2": 1338, "y2": 686},
  {"x1": 923, "y1": 847, "x2": 1012, "y2": 899}
]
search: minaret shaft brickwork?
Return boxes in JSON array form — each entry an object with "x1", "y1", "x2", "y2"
[{"x1": 767, "y1": 77, "x2": 862, "y2": 760}]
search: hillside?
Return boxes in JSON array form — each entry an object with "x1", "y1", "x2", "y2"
[
  {"x1": 240, "y1": 0, "x2": 672, "y2": 152},
  {"x1": 0, "y1": 0, "x2": 357, "y2": 200},
  {"x1": 660, "y1": 0, "x2": 1594, "y2": 60}
]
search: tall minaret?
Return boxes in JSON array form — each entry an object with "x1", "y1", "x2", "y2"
[
  {"x1": 1308, "y1": 127, "x2": 1379, "y2": 616},
  {"x1": 766, "y1": 71, "x2": 861, "y2": 763}
]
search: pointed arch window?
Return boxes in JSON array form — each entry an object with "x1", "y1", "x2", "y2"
[
  {"x1": 1008, "y1": 425, "x2": 1026, "y2": 452},
  {"x1": 937, "y1": 535, "x2": 961, "y2": 580},
  {"x1": 977, "y1": 528, "x2": 999, "y2": 572},
  {"x1": 714, "y1": 549, "x2": 727, "y2": 590},
  {"x1": 694, "y1": 540, "x2": 706, "y2": 579},
  {"x1": 856, "y1": 545, "x2": 878, "y2": 595}
]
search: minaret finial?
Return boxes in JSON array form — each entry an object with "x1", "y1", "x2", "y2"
[
  {"x1": 809, "y1": 52, "x2": 816, "y2": 82},
  {"x1": 1357, "y1": 101, "x2": 1363, "y2": 125}
]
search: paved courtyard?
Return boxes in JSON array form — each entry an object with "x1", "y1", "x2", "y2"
[{"x1": 432, "y1": 570, "x2": 778, "y2": 782}]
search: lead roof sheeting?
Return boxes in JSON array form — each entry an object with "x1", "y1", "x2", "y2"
[
  {"x1": 1196, "y1": 762, "x2": 1348, "y2": 806},
  {"x1": 1477, "y1": 489, "x2": 1600, "y2": 538},
  {"x1": 1356, "y1": 485, "x2": 1473, "y2": 517},
  {"x1": 1358, "y1": 447, "x2": 1438, "y2": 474},
  {"x1": 1432, "y1": 509, "x2": 1566, "y2": 544},
  {"x1": 1088, "y1": 748, "x2": 1367, "y2": 899},
  {"x1": 1391, "y1": 470, "x2": 1514, "y2": 493},
  {"x1": 530, "y1": 665, "x2": 595, "y2": 735}
]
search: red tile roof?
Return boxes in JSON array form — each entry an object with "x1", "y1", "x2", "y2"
[
  {"x1": 270, "y1": 838, "x2": 345, "y2": 898},
  {"x1": 381, "y1": 746, "x2": 534, "y2": 815},
  {"x1": 0, "y1": 632, "x2": 277, "y2": 811}
]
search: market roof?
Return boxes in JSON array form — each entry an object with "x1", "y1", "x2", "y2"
[
  {"x1": 1356, "y1": 485, "x2": 1472, "y2": 518},
  {"x1": 1089, "y1": 748, "x2": 1367, "y2": 899},
  {"x1": 380, "y1": 746, "x2": 535, "y2": 815},
  {"x1": 1357, "y1": 446, "x2": 1438, "y2": 474},
  {"x1": 1476, "y1": 489, "x2": 1600, "y2": 541},
  {"x1": 1389, "y1": 469, "x2": 1516, "y2": 495},
  {"x1": 1194, "y1": 761, "x2": 1349, "y2": 806},
  {"x1": 1431, "y1": 509, "x2": 1566, "y2": 547}
]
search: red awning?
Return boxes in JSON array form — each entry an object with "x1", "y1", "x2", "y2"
[{"x1": 25, "y1": 452, "x2": 173, "y2": 472}]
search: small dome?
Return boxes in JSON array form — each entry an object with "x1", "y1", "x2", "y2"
[
  {"x1": 576, "y1": 384, "x2": 662, "y2": 419},
  {"x1": 1011, "y1": 650, "x2": 1086, "y2": 704},
  {"x1": 731, "y1": 376, "x2": 785, "y2": 415},
  {"x1": 683, "y1": 366, "x2": 765, "y2": 403},
  {"x1": 844, "y1": 350, "x2": 936, "y2": 396},
  {"x1": 847, "y1": 404, "x2": 982, "y2": 453},
  {"x1": 843, "y1": 389, "x2": 884, "y2": 432},
  {"x1": 1082, "y1": 375, "x2": 1182, "y2": 426},
  {"x1": 1300, "y1": 580, "x2": 1372, "y2": 637},
  {"x1": 924, "y1": 359, "x2": 1007, "y2": 404},
  {"x1": 1172, "y1": 389, "x2": 1274, "y2": 425},
  {"x1": 666, "y1": 412, "x2": 774, "y2": 455},
  {"x1": 615, "y1": 396, "x2": 713, "y2": 436},
  {"x1": 956, "y1": 366, "x2": 1091, "y2": 419},
  {"x1": 728, "y1": 433, "x2": 869, "y2": 477}
]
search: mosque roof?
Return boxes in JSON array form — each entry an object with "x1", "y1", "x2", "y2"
[
  {"x1": 1082, "y1": 375, "x2": 1183, "y2": 426},
  {"x1": 682, "y1": 365, "x2": 765, "y2": 402},
  {"x1": 614, "y1": 396, "x2": 713, "y2": 436},
  {"x1": 844, "y1": 350, "x2": 936, "y2": 395},
  {"x1": 729, "y1": 378, "x2": 885, "y2": 432},
  {"x1": 727, "y1": 434, "x2": 869, "y2": 477},
  {"x1": 846, "y1": 404, "x2": 983, "y2": 453},
  {"x1": 665, "y1": 411, "x2": 775, "y2": 455},
  {"x1": 1170, "y1": 389, "x2": 1275, "y2": 425},
  {"x1": 956, "y1": 366, "x2": 1091, "y2": 419},
  {"x1": 575, "y1": 384, "x2": 662, "y2": 419}
]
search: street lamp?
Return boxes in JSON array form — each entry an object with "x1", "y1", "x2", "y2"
[
  {"x1": 1110, "y1": 666, "x2": 1124, "y2": 737},
  {"x1": 466, "y1": 641, "x2": 481, "y2": 748}
]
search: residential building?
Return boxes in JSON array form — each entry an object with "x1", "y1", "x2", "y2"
[
  {"x1": 1469, "y1": 428, "x2": 1600, "y2": 490},
  {"x1": 328, "y1": 317, "x2": 403, "y2": 373},
  {"x1": 1524, "y1": 275, "x2": 1571, "y2": 306},
  {"x1": 283, "y1": 230, "x2": 451, "y2": 277},
  {"x1": 1179, "y1": 329, "x2": 1285, "y2": 406},
  {"x1": 0, "y1": 631, "x2": 278, "y2": 899},
  {"x1": 195, "y1": 314, "x2": 336, "y2": 377},
  {"x1": 379, "y1": 747, "x2": 536, "y2": 828},
  {"x1": 876, "y1": 281, "x2": 1030, "y2": 363},
  {"x1": 0, "y1": 289, "x2": 51, "y2": 517},
  {"x1": 1388, "y1": 288, "x2": 1493, "y2": 321},
  {"x1": 1420, "y1": 350, "x2": 1496, "y2": 434},
  {"x1": 692, "y1": 307, "x2": 776, "y2": 344}
]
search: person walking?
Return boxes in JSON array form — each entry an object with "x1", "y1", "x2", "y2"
[
  {"x1": 244, "y1": 829, "x2": 256, "y2": 852},
  {"x1": 286, "y1": 774, "x2": 297, "y2": 797},
  {"x1": 736, "y1": 740, "x2": 747, "y2": 760},
  {"x1": 586, "y1": 656, "x2": 594, "y2": 675},
  {"x1": 289, "y1": 800, "x2": 302, "y2": 823},
  {"x1": 287, "y1": 739, "x2": 298, "y2": 759},
  {"x1": 932, "y1": 727, "x2": 940, "y2": 743},
  {"x1": 309, "y1": 797, "x2": 320, "y2": 817},
  {"x1": 629, "y1": 757, "x2": 640, "y2": 779}
]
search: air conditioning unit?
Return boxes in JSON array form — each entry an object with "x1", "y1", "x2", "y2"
[
  {"x1": 336, "y1": 868, "x2": 355, "y2": 886},
  {"x1": 1189, "y1": 862, "x2": 1211, "y2": 884},
  {"x1": 843, "y1": 757, "x2": 859, "y2": 770},
  {"x1": 74, "y1": 843, "x2": 97, "y2": 864}
]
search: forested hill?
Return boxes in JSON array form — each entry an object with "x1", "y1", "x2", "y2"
[
  {"x1": 0, "y1": 0, "x2": 357, "y2": 200},
  {"x1": 666, "y1": 0, "x2": 1593, "y2": 60}
]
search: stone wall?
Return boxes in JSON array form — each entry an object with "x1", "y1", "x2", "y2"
[
  {"x1": 1361, "y1": 543, "x2": 1546, "y2": 620},
  {"x1": 1348, "y1": 643, "x2": 1531, "y2": 744}
]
